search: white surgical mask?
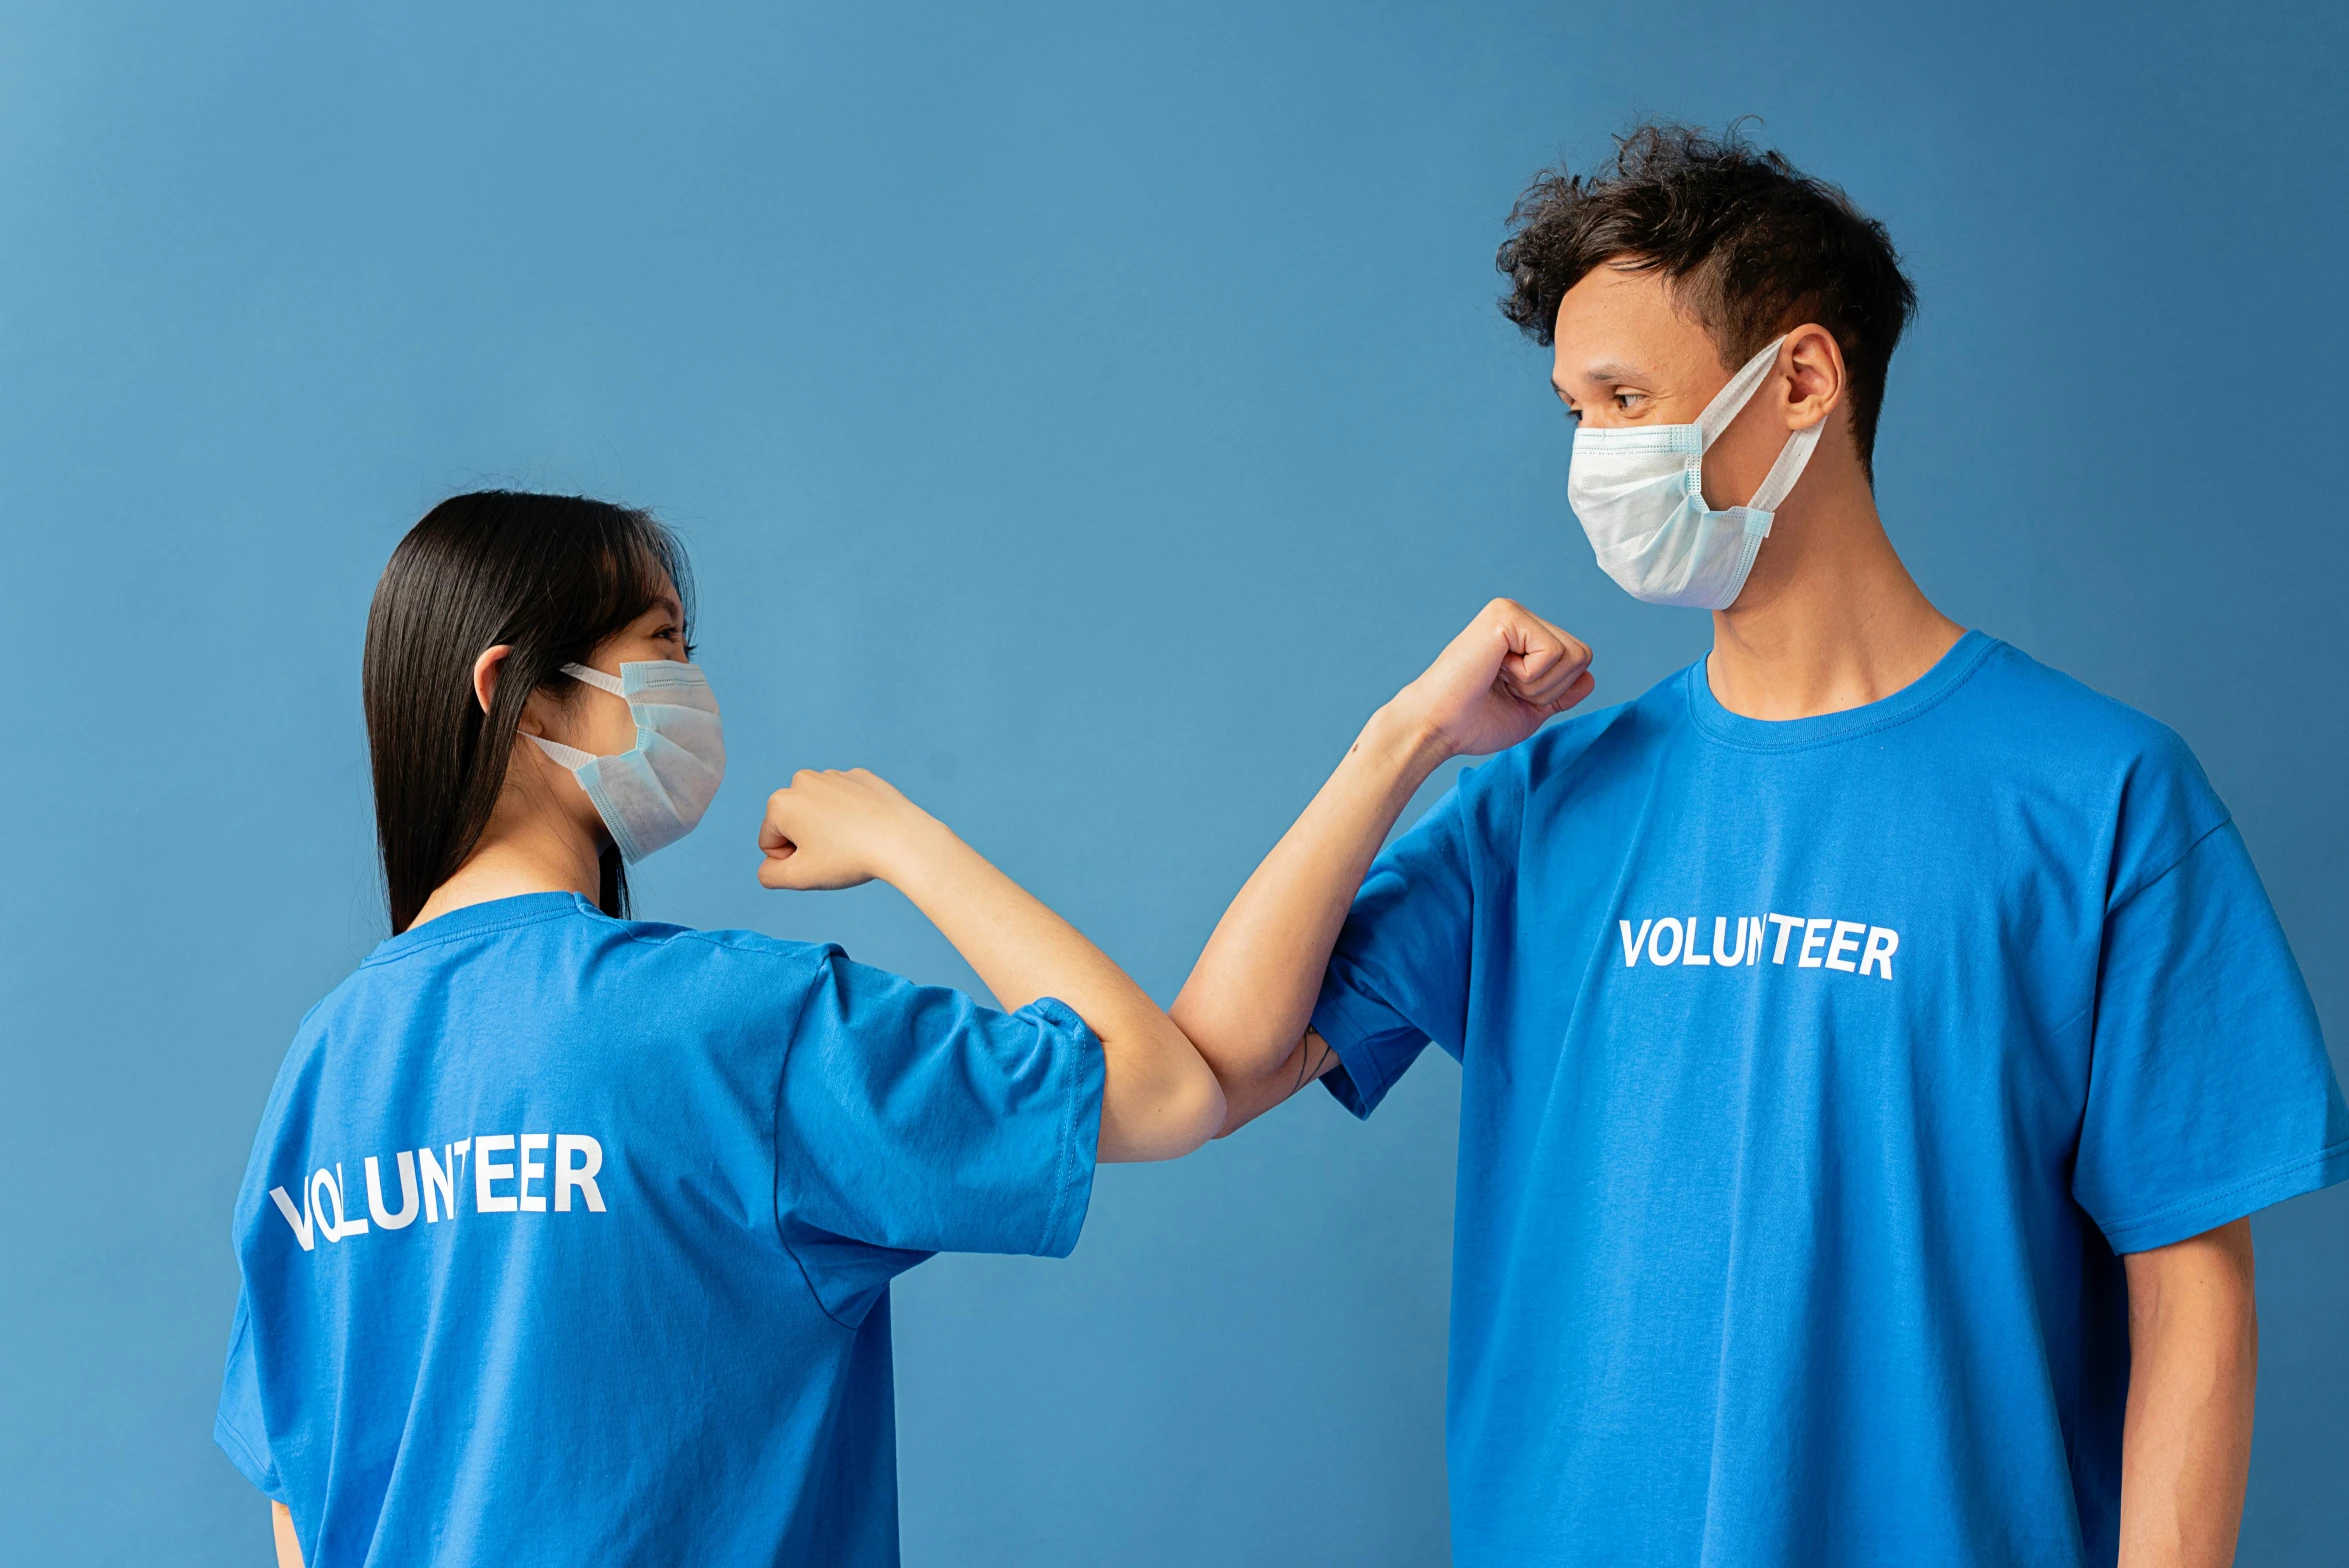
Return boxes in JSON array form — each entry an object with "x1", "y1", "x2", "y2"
[
  {"x1": 527, "y1": 661, "x2": 725, "y2": 863},
  {"x1": 1566, "y1": 336, "x2": 1822, "y2": 610}
]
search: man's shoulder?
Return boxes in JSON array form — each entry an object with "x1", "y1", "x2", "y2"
[
  {"x1": 1477, "y1": 688, "x2": 1662, "y2": 799},
  {"x1": 1953, "y1": 639, "x2": 2217, "y2": 802}
]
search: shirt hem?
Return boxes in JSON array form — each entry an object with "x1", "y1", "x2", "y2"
[
  {"x1": 213, "y1": 1413, "x2": 286, "y2": 1502},
  {"x1": 1308, "y1": 992, "x2": 1399, "y2": 1121},
  {"x1": 2098, "y1": 1138, "x2": 2349, "y2": 1253},
  {"x1": 1029, "y1": 996, "x2": 1102, "y2": 1260}
]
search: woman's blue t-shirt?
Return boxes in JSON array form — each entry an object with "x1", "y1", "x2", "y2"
[
  {"x1": 215, "y1": 893, "x2": 1104, "y2": 1567},
  {"x1": 1312, "y1": 632, "x2": 2346, "y2": 1568}
]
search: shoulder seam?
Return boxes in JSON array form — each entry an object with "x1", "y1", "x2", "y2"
[
  {"x1": 768, "y1": 948, "x2": 857, "y2": 1333},
  {"x1": 2107, "y1": 816, "x2": 2234, "y2": 915}
]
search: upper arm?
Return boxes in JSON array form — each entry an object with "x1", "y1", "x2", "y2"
[
  {"x1": 778, "y1": 953, "x2": 1104, "y2": 1261},
  {"x1": 1216, "y1": 1029, "x2": 1345, "y2": 1136},
  {"x1": 2122, "y1": 1217, "x2": 2256, "y2": 1319},
  {"x1": 2074, "y1": 821, "x2": 2347, "y2": 1253},
  {"x1": 1305, "y1": 782, "x2": 1487, "y2": 1121},
  {"x1": 272, "y1": 1501, "x2": 303, "y2": 1568}
]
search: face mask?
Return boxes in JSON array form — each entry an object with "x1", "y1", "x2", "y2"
[
  {"x1": 526, "y1": 661, "x2": 725, "y2": 863},
  {"x1": 1566, "y1": 335, "x2": 1823, "y2": 610}
]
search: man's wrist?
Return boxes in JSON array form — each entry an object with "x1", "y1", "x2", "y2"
[{"x1": 1358, "y1": 698, "x2": 1455, "y2": 785}]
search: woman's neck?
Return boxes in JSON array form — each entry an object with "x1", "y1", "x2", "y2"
[{"x1": 409, "y1": 805, "x2": 604, "y2": 929}]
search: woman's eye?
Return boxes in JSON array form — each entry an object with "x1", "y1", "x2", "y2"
[{"x1": 1614, "y1": 392, "x2": 1644, "y2": 412}]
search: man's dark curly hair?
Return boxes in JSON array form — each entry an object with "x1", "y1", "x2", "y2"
[{"x1": 1498, "y1": 123, "x2": 1917, "y2": 479}]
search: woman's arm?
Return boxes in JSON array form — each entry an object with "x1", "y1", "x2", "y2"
[
  {"x1": 758, "y1": 769, "x2": 1224, "y2": 1161},
  {"x1": 2117, "y1": 1217, "x2": 2258, "y2": 1568},
  {"x1": 272, "y1": 1501, "x2": 303, "y2": 1568}
]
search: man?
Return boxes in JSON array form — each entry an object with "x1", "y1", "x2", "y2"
[{"x1": 1171, "y1": 125, "x2": 2345, "y2": 1567}]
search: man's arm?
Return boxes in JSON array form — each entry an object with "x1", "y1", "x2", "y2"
[
  {"x1": 272, "y1": 1501, "x2": 302, "y2": 1568},
  {"x1": 2119, "y1": 1217, "x2": 2258, "y2": 1568},
  {"x1": 758, "y1": 769, "x2": 1225, "y2": 1162},
  {"x1": 1171, "y1": 599, "x2": 1592, "y2": 1133}
]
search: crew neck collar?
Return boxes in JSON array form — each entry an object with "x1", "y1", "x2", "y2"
[
  {"x1": 1684, "y1": 629, "x2": 1996, "y2": 753},
  {"x1": 366, "y1": 891, "x2": 600, "y2": 964}
]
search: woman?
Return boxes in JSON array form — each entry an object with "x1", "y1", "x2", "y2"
[{"x1": 215, "y1": 491, "x2": 1223, "y2": 1567}]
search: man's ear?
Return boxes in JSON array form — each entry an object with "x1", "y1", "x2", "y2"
[
  {"x1": 1780, "y1": 324, "x2": 1846, "y2": 431},
  {"x1": 472, "y1": 645, "x2": 511, "y2": 716}
]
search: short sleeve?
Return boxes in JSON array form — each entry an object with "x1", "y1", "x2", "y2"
[
  {"x1": 214, "y1": 1287, "x2": 284, "y2": 1500},
  {"x1": 1311, "y1": 781, "x2": 1480, "y2": 1119},
  {"x1": 2074, "y1": 820, "x2": 2349, "y2": 1252},
  {"x1": 776, "y1": 953, "x2": 1104, "y2": 1272}
]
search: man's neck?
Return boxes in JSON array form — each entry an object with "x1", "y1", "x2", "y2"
[{"x1": 1704, "y1": 466, "x2": 1965, "y2": 722}]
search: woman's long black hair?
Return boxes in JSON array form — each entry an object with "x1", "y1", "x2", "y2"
[{"x1": 363, "y1": 491, "x2": 694, "y2": 934}]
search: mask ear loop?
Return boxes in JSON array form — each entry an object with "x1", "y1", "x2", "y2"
[
  {"x1": 1695, "y1": 336, "x2": 1790, "y2": 446},
  {"x1": 560, "y1": 662, "x2": 628, "y2": 696},
  {"x1": 522, "y1": 663, "x2": 628, "y2": 770},
  {"x1": 1691, "y1": 336, "x2": 1826, "y2": 515},
  {"x1": 526, "y1": 734, "x2": 598, "y2": 770},
  {"x1": 1746, "y1": 419, "x2": 1824, "y2": 514}
]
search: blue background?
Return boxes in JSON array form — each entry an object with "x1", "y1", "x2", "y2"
[{"x1": 3, "y1": 2, "x2": 2342, "y2": 1562}]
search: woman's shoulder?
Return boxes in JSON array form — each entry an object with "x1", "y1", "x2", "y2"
[
  {"x1": 625, "y1": 921, "x2": 846, "y2": 976},
  {"x1": 311, "y1": 898, "x2": 850, "y2": 1042}
]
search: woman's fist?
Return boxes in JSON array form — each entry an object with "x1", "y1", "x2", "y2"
[{"x1": 757, "y1": 768, "x2": 941, "y2": 891}]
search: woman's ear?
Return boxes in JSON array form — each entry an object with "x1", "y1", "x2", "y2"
[
  {"x1": 1781, "y1": 324, "x2": 1847, "y2": 430},
  {"x1": 472, "y1": 645, "x2": 511, "y2": 716}
]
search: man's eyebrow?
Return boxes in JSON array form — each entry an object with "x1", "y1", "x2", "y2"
[{"x1": 1552, "y1": 360, "x2": 1650, "y2": 398}]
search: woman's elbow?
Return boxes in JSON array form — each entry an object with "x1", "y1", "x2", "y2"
[
  {"x1": 1167, "y1": 1054, "x2": 1228, "y2": 1156},
  {"x1": 1098, "y1": 1033, "x2": 1227, "y2": 1162}
]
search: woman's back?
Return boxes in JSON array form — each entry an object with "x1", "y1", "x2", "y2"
[{"x1": 219, "y1": 892, "x2": 1102, "y2": 1566}]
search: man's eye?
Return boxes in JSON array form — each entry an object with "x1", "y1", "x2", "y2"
[{"x1": 1614, "y1": 392, "x2": 1644, "y2": 412}]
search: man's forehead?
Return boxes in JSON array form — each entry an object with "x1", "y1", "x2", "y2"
[{"x1": 1553, "y1": 267, "x2": 1713, "y2": 384}]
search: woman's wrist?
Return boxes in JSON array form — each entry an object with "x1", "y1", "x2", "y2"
[{"x1": 873, "y1": 810, "x2": 976, "y2": 899}]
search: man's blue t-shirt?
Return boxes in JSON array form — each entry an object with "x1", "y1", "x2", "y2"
[
  {"x1": 1311, "y1": 632, "x2": 2346, "y2": 1568},
  {"x1": 215, "y1": 893, "x2": 1103, "y2": 1567}
]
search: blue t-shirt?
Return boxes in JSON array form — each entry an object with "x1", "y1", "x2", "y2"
[
  {"x1": 1311, "y1": 632, "x2": 2346, "y2": 1568},
  {"x1": 215, "y1": 893, "x2": 1104, "y2": 1567}
]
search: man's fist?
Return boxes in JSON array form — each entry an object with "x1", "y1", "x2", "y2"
[
  {"x1": 757, "y1": 768, "x2": 942, "y2": 891},
  {"x1": 1394, "y1": 598, "x2": 1594, "y2": 759}
]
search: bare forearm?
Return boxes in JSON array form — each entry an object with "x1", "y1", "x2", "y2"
[
  {"x1": 886, "y1": 820, "x2": 1114, "y2": 1014},
  {"x1": 2119, "y1": 1219, "x2": 2258, "y2": 1568},
  {"x1": 1171, "y1": 704, "x2": 1448, "y2": 1086},
  {"x1": 887, "y1": 820, "x2": 1223, "y2": 1161}
]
